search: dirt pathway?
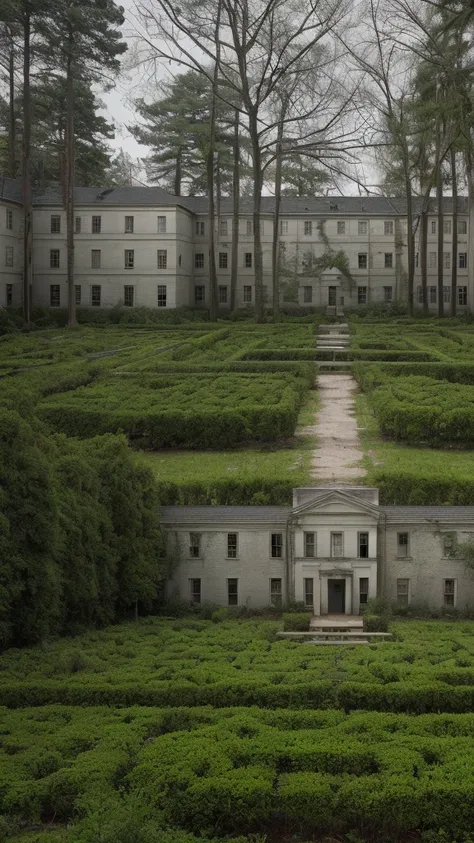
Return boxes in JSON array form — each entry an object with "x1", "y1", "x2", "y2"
[{"x1": 299, "y1": 373, "x2": 366, "y2": 482}]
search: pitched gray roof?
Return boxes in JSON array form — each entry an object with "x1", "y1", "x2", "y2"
[
  {"x1": 381, "y1": 506, "x2": 474, "y2": 523},
  {"x1": 33, "y1": 185, "x2": 186, "y2": 208},
  {"x1": 0, "y1": 176, "x2": 22, "y2": 204},
  {"x1": 160, "y1": 506, "x2": 291, "y2": 524},
  {"x1": 390, "y1": 196, "x2": 469, "y2": 215}
]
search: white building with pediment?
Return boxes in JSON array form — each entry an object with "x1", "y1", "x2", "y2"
[{"x1": 162, "y1": 486, "x2": 474, "y2": 614}]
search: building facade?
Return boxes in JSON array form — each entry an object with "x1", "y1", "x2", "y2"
[
  {"x1": 0, "y1": 178, "x2": 471, "y2": 312},
  {"x1": 162, "y1": 487, "x2": 474, "y2": 613}
]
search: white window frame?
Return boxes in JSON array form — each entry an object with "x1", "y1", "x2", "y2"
[
  {"x1": 243, "y1": 285, "x2": 252, "y2": 303},
  {"x1": 92, "y1": 215, "x2": 101, "y2": 234},
  {"x1": 219, "y1": 219, "x2": 228, "y2": 236},
  {"x1": 337, "y1": 221, "x2": 345, "y2": 234},
  {"x1": 359, "y1": 577, "x2": 369, "y2": 606},
  {"x1": 157, "y1": 249, "x2": 167, "y2": 269},
  {"x1": 218, "y1": 285, "x2": 228, "y2": 304},
  {"x1": 91, "y1": 249, "x2": 101, "y2": 269},
  {"x1": 428, "y1": 252, "x2": 437, "y2": 269},
  {"x1": 50, "y1": 214, "x2": 61, "y2": 233},
  {"x1": 358, "y1": 220, "x2": 367, "y2": 235},
  {"x1": 429, "y1": 286, "x2": 437, "y2": 304},
  {"x1": 443, "y1": 578, "x2": 456, "y2": 608},
  {"x1": 459, "y1": 252, "x2": 468, "y2": 269},
  {"x1": 358, "y1": 286, "x2": 367, "y2": 304},
  {"x1": 246, "y1": 220, "x2": 253, "y2": 235},
  {"x1": 458, "y1": 220, "x2": 467, "y2": 235},
  {"x1": 6, "y1": 209, "x2": 13, "y2": 230},
  {"x1": 443, "y1": 252, "x2": 451, "y2": 269},
  {"x1": 157, "y1": 285, "x2": 167, "y2": 307},
  {"x1": 50, "y1": 249, "x2": 60, "y2": 269},
  {"x1": 124, "y1": 249, "x2": 134, "y2": 269},
  {"x1": 280, "y1": 219, "x2": 288, "y2": 234},
  {"x1": 304, "y1": 532, "x2": 315, "y2": 558},
  {"x1": 5, "y1": 245, "x2": 13, "y2": 267},
  {"x1": 330, "y1": 532, "x2": 344, "y2": 558},
  {"x1": 384, "y1": 252, "x2": 393, "y2": 269},
  {"x1": 196, "y1": 220, "x2": 205, "y2": 235},
  {"x1": 75, "y1": 216, "x2": 81, "y2": 234},
  {"x1": 244, "y1": 252, "x2": 252, "y2": 268},
  {"x1": 189, "y1": 532, "x2": 201, "y2": 558},
  {"x1": 431, "y1": 220, "x2": 437, "y2": 234},
  {"x1": 271, "y1": 533, "x2": 283, "y2": 558},
  {"x1": 219, "y1": 252, "x2": 228, "y2": 269},
  {"x1": 228, "y1": 578, "x2": 239, "y2": 606},
  {"x1": 270, "y1": 578, "x2": 282, "y2": 608},
  {"x1": 124, "y1": 285, "x2": 134, "y2": 307},
  {"x1": 157, "y1": 216, "x2": 166, "y2": 233},
  {"x1": 397, "y1": 578, "x2": 409, "y2": 606},
  {"x1": 397, "y1": 532, "x2": 409, "y2": 557},
  {"x1": 190, "y1": 578, "x2": 201, "y2": 604},
  {"x1": 384, "y1": 220, "x2": 394, "y2": 236},
  {"x1": 195, "y1": 253, "x2": 204, "y2": 269},
  {"x1": 50, "y1": 284, "x2": 60, "y2": 307},
  {"x1": 358, "y1": 253, "x2": 368, "y2": 269},
  {"x1": 304, "y1": 578, "x2": 314, "y2": 609},
  {"x1": 125, "y1": 216, "x2": 134, "y2": 234},
  {"x1": 443, "y1": 286, "x2": 451, "y2": 303},
  {"x1": 443, "y1": 219, "x2": 452, "y2": 235},
  {"x1": 6, "y1": 283, "x2": 13, "y2": 306},
  {"x1": 195, "y1": 285, "x2": 205, "y2": 303},
  {"x1": 75, "y1": 285, "x2": 81, "y2": 306},
  {"x1": 458, "y1": 286, "x2": 468, "y2": 306},
  {"x1": 383, "y1": 286, "x2": 393, "y2": 302},
  {"x1": 358, "y1": 532, "x2": 369, "y2": 559},
  {"x1": 91, "y1": 285, "x2": 101, "y2": 307},
  {"x1": 304, "y1": 220, "x2": 312, "y2": 236},
  {"x1": 227, "y1": 533, "x2": 238, "y2": 559}
]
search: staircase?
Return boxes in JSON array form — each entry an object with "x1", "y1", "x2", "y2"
[
  {"x1": 316, "y1": 323, "x2": 352, "y2": 368},
  {"x1": 277, "y1": 614, "x2": 393, "y2": 645}
]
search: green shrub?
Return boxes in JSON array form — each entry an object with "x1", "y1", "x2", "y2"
[
  {"x1": 282, "y1": 613, "x2": 311, "y2": 631},
  {"x1": 363, "y1": 615, "x2": 390, "y2": 633}
]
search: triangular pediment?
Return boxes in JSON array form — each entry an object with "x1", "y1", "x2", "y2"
[{"x1": 292, "y1": 489, "x2": 380, "y2": 520}]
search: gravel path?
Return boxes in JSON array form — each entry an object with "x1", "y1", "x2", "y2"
[{"x1": 300, "y1": 373, "x2": 366, "y2": 482}]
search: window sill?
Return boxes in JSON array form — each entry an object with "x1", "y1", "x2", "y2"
[
  {"x1": 226, "y1": 557, "x2": 239, "y2": 561},
  {"x1": 396, "y1": 556, "x2": 412, "y2": 560}
]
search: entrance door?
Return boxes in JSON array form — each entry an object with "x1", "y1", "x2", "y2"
[
  {"x1": 328, "y1": 579, "x2": 345, "y2": 614},
  {"x1": 328, "y1": 286, "x2": 337, "y2": 306}
]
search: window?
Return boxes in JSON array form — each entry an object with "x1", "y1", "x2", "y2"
[
  {"x1": 75, "y1": 285, "x2": 81, "y2": 306},
  {"x1": 458, "y1": 220, "x2": 467, "y2": 235},
  {"x1": 383, "y1": 286, "x2": 393, "y2": 302},
  {"x1": 6, "y1": 284, "x2": 13, "y2": 306},
  {"x1": 50, "y1": 285, "x2": 60, "y2": 307},
  {"x1": 358, "y1": 286, "x2": 367, "y2": 304},
  {"x1": 358, "y1": 220, "x2": 367, "y2": 235},
  {"x1": 195, "y1": 285, "x2": 205, "y2": 303},
  {"x1": 218, "y1": 285, "x2": 228, "y2": 304},
  {"x1": 125, "y1": 216, "x2": 134, "y2": 233},
  {"x1": 91, "y1": 249, "x2": 101, "y2": 269},
  {"x1": 157, "y1": 216, "x2": 166, "y2": 233},
  {"x1": 304, "y1": 532, "x2": 315, "y2": 558},
  {"x1": 429, "y1": 286, "x2": 437, "y2": 304},
  {"x1": 358, "y1": 253, "x2": 367, "y2": 269},
  {"x1": 443, "y1": 286, "x2": 451, "y2": 303},
  {"x1": 190, "y1": 578, "x2": 201, "y2": 604},
  {"x1": 50, "y1": 249, "x2": 60, "y2": 268},
  {"x1": 196, "y1": 221, "x2": 205, "y2": 235},
  {"x1": 50, "y1": 215, "x2": 61, "y2": 233},
  {"x1": 415, "y1": 252, "x2": 419, "y2": 268},
  {"x1": 124, "y1": 249, "x2": 134, "y2": 269},
  {"x1": 5, "y1": 246, "x2": 13, "y2": 266},
  {"x1": 337, "y1": 221, "x2": 345, "y2": 234},
  {"x1": 271, "y1": 533, "x2": 283, "y2": 558},
  {"x1": 75, "y1": 216, "x2": 81, "y2": 234},
  {"x1": 244, "y1": 252, "x2": 252, "y2": 268},
  {"x1": 124, "y1": 285, "x2": 134, "y2": 307},
  {"x1": 228, "y1": 578, "x2": 239, "y2": 606},
  {"x1": 444, "y1": 219, "x2": 452, "y2": 235},
  {"x1": 459, "y1": 252, "x2": 468, "y2": 269},
  {"x1": 443, "y1": 533, "x2": 456, "y2": 556},
  {"x1": 397, "y1": 578, "x2": 409, "y2": 606},
  {"x1": 280, "y1": 219, "x2": 288, "y2": 234},
  {"x1": 219, "y1": 219, "x2": 228, "y2": 236},
  {"x1": 246, "y1": 220, "x2": 253, "y2": 235},
  {"x1": 397, "y1": 532, "x2": 409, "y2": 557},
  {"x1": 303, "y1": 286, "x2": 312, "y2": 303},
  {"x1": 304, "y1": 220, "x2": 312, "y2": 236},
  {"x1": 157, "y1": 249, "x2": 167, "y2": 269},
  {"x1": 219, "y1": 252, "x2": 228, "y2": 269},
  {"x1": 243, "y1": 285, "x2": 252, "y2": 303},
  {"x1": 358, "y1": 532, "x2": 369, "y2": 559},
  {"x1": 417, "y1": 286, "x2": 423, "y2": 304},
  {"x1": 91, "y1": 285, "x2": 101, "y2": 307},
  {"x1": 6, "y1": 209, "x2": 13, "y2": 230},
  {"x1": 431, "y1": 220, "x2": 436, "y2": 234},
  {"x1": 270, "y1": 578, "x2": 282, "y2": 608},
  {"x1": 92, "y1": 215, "x2": 101, "y2": 234},
  {"x1": 458, "y1": 286, "x2": 467, "y2": 306},
  {"x1": 444, "y1": 579, "x2": 455, "y2": 607},
  {"x1": 189, "y1": 532, "x2": 201, "y2": 558},
  {"x1": 443, "y1": 252, "x2": 451, "y2": 269},
  {"x1": 304, "y1": 578, "x2": 314, "y2": 609},
  {"x1": 384, "y1": 220, "x2": 394, "y2": 235},
  {"x1": 359, "y1": 577, "x2": 369, "y2": 606},
  {"x1": 227, "y1": 533, "x2": 238, "y2": 558},
  {"x1": 428, "y1": 252, "x2": 437, "y2": 269},
  {"x1": 157, "y1": 285, "x2": 167, "y2": 307},
  {"x1": 331, "y1": 532, "x2": 343, "y2": 558},
  {"x1": 195, "y1": 253, "x2": 204, "y2": 269},
  {"x1": 384, "y1": 253, "x2": 393, "y2": 268}
]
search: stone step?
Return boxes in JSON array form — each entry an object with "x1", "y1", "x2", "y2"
[{"x1": 305, "y1": 640, "x2": 370, "y2": 645}]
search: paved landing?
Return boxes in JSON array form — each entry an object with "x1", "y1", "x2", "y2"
[{"x1": 310, "y1": 372, "x2": 366, "y2": 482}]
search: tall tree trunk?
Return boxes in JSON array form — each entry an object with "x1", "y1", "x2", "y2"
[
  {"x1": 437, "y1": 165, "x2": 444, "y2": 318},
  {"x1": 420, "y1": 209, "x2": 428, "y2": 316},
  {"x1": 22, "y1": 9, "x2": 32, "y2": 324},
  {"x1": 272, "y1": 118, "x2": 284, "y2": 320},
  {"x1": 66, "y1": 40, "x2": 76, "y2": 328},
  {"x1": 451, "y1": 148, "x2": 458, "y2": 317},
  {"x1": 230, "y1": 108, "x2": 239, "y2": 313},
  {"x1": 8, "y1": 29, "x2": 16, "y2": 179},
  {"x1": 174, "y1": 148, "x2": 182, "y2": 195},
  {"x1": 215, "y1": 152, "x2": 221, "y2": 223},
  {"x1": 250, "y1": 110, "x2": 264, "y2": 322},
  {"x1": 466, "y1": 150, "x2": 474, "y2": 317},
  {"x1": 206, "y1": 6, "x2": 221, "y2": 321}
]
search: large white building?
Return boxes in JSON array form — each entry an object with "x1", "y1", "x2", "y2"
[
  {"x1": 163, "y1": 486, "x2": 474, "y2": 614},
  {"x1": 0, "y1": 178, "x2": 471, "y2": 312}
]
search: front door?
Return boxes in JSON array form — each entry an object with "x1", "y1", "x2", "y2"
[
  {"x1": 328, "y1": 286, "x2": 337, "y2": 306},
  {"x1": 328, "y1": 579, "x2": 345, "y2": 613}
]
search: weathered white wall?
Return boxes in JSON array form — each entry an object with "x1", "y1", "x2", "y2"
[{"x1": 0, "y1": 200, "x2": 22, "y2": 307}]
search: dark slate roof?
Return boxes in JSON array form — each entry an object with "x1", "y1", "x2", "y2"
[
  {"x1": 185, "y1": 195, "x2": 405, "y2": 216},
  {"x1": 0, "y1": 176, "x2": 22, "y2": 204},
  {"x1": 390, "y1": 196, "x2": 469, "y2": 215},
  {"x1": 381, "y1": 506, "x2": 474, "y2": 523},
  {"x1": 33, "y1": 185, "x2": 186, "y2": 208},
  {"x1": 160, "y1": 506, "x2": 291, "y2": 524}
]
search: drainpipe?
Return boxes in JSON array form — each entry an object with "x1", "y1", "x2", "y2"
[{"x1": 286, "y1": 514, "x2": 295, "y2": 603}]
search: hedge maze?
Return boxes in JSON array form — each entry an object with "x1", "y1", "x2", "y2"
[{"x1": 3, "y1": 617, "x2": 474, "y2": 842}]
